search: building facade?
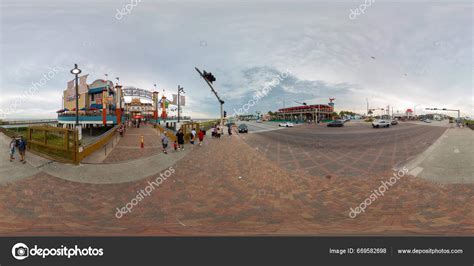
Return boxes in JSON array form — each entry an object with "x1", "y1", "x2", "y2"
[
  {"x1": 58, "y1": 75, "x2": 125, "y2": 127},
  {"x1": 276, "y1": 104, "x2": 334, "y2": 121}
]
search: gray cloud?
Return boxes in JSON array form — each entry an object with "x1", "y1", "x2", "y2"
[{"x1": 0, "y1": 0, "x2": 472, "y2": 119}]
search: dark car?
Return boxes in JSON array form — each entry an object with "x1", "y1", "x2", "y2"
[
  {"x1": 391, "y1": 120, "x2": 398, "y2": 125},
  {"x1": 238, "y1": 124, "x2": 248, "y2": 133},
  {"x1": 327, "y1": 120, "x2": 344, "y2": 127}
]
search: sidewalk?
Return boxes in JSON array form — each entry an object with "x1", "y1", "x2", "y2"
[
  {"x1": 404, "y1": 127, "x2": 474, "y2": 183},
  {"x1": 0, "y1": 127, "x2": 190, "y2": 185},
  {"x1": 0, "y1": 132, "x2": 48, "y2": 184}
]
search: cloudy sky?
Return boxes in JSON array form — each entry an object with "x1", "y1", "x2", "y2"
[{"x1": 0, "y1": 0, "x2": 472, "y2": 119}]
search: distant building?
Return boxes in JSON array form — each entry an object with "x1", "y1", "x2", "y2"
[
  {"x1": 276, "y1": 104, "x2": 334, "y2": 121},
  {"x1": 57, "y1": 75, "x2": 125, "y2": 127}
]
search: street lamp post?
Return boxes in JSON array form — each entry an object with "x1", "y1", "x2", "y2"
[
  {"x1": 70, "y1": 64, "x2": 82, "y2": 127},
  {"x1": 414, "y1": 104, "x2": 421, "y2": 117},
  {"x1": 178, "y1": 85, "x2": 185, "y2": 122}
]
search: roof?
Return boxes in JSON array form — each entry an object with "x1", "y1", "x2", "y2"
[{"x1": 278, "y1": 104, "x2": 333, "y2": 112}]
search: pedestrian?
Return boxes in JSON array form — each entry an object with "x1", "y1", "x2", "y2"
[
  {"x1": 211, "y1": 126, "x2": 216, "y2": 138},
  {"x1": 227, "y1": 124, "x2": 232, "y2": 136},
  {"x1": 18, "y1": 136, "x2": 27, "y2": 164},
  {"x1": 190, "y1": 128, "x2": 196, "y2": 145},
  {"x1": 216, "y1": 125, "x2": 221, "y2": 138},
  {"x1": 218, "y1": 125, "x2": 223, "y2": 138},
  {"x1": 198, "y1": 129, "x2": 204, "y2": 146},
  {"x1": 161, "y1": 131, "x2": 169, "y2": 154},
  {"x1": 176, "y1": 129, "x2": 185, "y2": 150},
  {"x1": 173, "y1": 140, "x2": 178, "y2": 152},
  {"x1": 9, "y1": 136, "x2": 16, "y2": 162},
  {"x1": 118, "y1": 124, "x2": 124, "y2": 137}
]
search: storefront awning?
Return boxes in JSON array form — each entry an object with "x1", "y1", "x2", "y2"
[{"x1": 88, "y1": 87, "x2": 106, "y2": 94}]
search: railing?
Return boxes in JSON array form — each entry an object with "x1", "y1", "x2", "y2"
[
  {"x1": 27, "y1": 126, "x2": 77, "y2": 163},
  {"x1": 0, "y1": 119, "x2": 57, "y2": 125},
  {"x1": 76, "y1": 125, "x2": 119, "y2": 162}
]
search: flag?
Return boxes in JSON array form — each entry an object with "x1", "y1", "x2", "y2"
[
  {"x1": 180, "y1": 95, "x2": 186, "y2": 106},
  {"x1": 172, "y1": 94, "x2": 178, "y2": 105}
]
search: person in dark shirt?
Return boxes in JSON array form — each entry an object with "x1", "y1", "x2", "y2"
[
  {"x1": 175, "y1": 129, "x2": 185, "y2": 150},
  {"x1": 18, "y1": 136, "x2": 27, "y2": 164}
]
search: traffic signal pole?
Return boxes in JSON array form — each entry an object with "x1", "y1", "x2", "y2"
[{"x1": 195, "y1": 67, "x2": 225, "y2": 126}]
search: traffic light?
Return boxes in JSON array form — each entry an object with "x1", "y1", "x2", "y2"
[
  {"x1": 202, "y1": 71, "x2": 216, "y2": 84},
  {"x1": 224, "y1": 110, "x2": 227, "y2": 117}
]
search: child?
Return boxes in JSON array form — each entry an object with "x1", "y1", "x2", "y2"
[
  {"x1": 198, "y1": 130, "x2": 204, "y2": 146},
  {"x1": 173, "y1": 140, "x2": 178, "y2": 152}
]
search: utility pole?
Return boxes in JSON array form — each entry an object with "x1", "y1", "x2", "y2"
[
  {"x1": 177, "y1": 85, "x2": 185, "y2": 122},
  {"x1": 195, "y1": 67, "x2": 224, "y2": 126},
  {"x1": 366, "y1": 98, "x2": 369, "y2": 116}
]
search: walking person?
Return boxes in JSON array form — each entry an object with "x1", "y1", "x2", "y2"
[
  {"x1": 161, "y1": 131, "x2": 169, "y2": 154},
  {"x1": 198, "y1": 129, "x2": 204, "y2": 146},
  {"x1": 227, "y1": 124, "x2": 232, "y2": 136},
  {"x1": 190, "y1": 128, "x2": 196, "y2": 145},
  {"x1": 176, "y1": 129, "x2": 185, "y2": 150},
  {"x1": 9, "y1": 136, "x2": 16, "y2": 162},
  {"x1": 218, "y1": 125, "x2": 223, "y2": 138},
  {"x1": 18, "y1": 136, "x2": 27, "y2": 164},
  {"x1": 173, "y1": 140, "x2": 178, "y2": 152}
]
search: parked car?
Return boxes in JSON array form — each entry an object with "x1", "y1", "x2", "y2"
[
  {"x1": 424, "y1": 119, "x2": 432, "y2": 123},
  {"x1": 391, "y1": 120, "x2": 398, "y2": 125},
  {"x1": 279, "y1": 122, "x2": 294, "y2": 127},
  {"x1": 372, "y1": 120, "x2": 390, "y2": 128},
  {"x1": 327, "y1": 120, "x2": 344, "y2": 127},
  {"x1": 256, "y1": 119, "x2": 262, "y2": 123},
  {"x1": 238, "y1": 124, "x2": 248, "y2": 133}
]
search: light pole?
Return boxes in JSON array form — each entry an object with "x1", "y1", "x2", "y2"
[
  {"x1": 178, "y1": 85, "x2": 185, "y2": 122},
  {"x1": 70, "y1": 64, "x2": 82, "y2": 127},
  {"x1": 195, "y1": 67, "x2": 224, "y2": 126},
  {"x1": 414, "y1": 104, "x2": 420, "y2": 117}
]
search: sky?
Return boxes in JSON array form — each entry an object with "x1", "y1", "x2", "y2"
[{"x1": 0, "y1": 0, "x2": 472, "y2": 119}]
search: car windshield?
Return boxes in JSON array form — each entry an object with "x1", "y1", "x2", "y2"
[{"x1": 238, "y1": 124, "x2": 247, "y2": 128}]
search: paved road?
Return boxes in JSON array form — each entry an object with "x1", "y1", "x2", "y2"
[
  {"x1": 241, "y1": 122, "x2": 448, "y2": 178},
  {"x1": 236, "y1": 121, "x2": 301, "y2": 134}
]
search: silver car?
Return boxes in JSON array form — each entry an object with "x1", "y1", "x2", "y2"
[{"x1": 372, "y1": 120, "x2": 390, "y2": 128}]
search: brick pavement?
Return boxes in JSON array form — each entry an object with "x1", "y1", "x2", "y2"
[
  {"x1": 103, "y1": 124, "x2": 163, "y2": 163},
  {"x1": 0, "y1": 123, "x2": 472, "y2": 236}
]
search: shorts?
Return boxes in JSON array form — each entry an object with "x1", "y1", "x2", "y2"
[
  {"x1": 10, "y1": 148, "x2": 15, "y2": 156},
  {"x1": 162, "y1": 144, "x2": 168, "y2": 149}
]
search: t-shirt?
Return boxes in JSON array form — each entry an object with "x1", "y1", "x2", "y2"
[
  {"x1": 10, "y1": 141, "x2": 15, "y2": 150},
  {"x1": 198, "y1": 131, "x2": 204, "y2": 139},
  {"x1": 18, "y1": 139, "x2": 27, "y2": 151},
  {"x1": 161, "y1": 135, "x2": 169, "y2": 145},
  {"x1": 176, "y1": 132, "x2": 185, "y2": 143}
]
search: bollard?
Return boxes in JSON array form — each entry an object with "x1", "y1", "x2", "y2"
[{"x1": 141, "y1": 135, "x2": 144, "y2": 148}]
